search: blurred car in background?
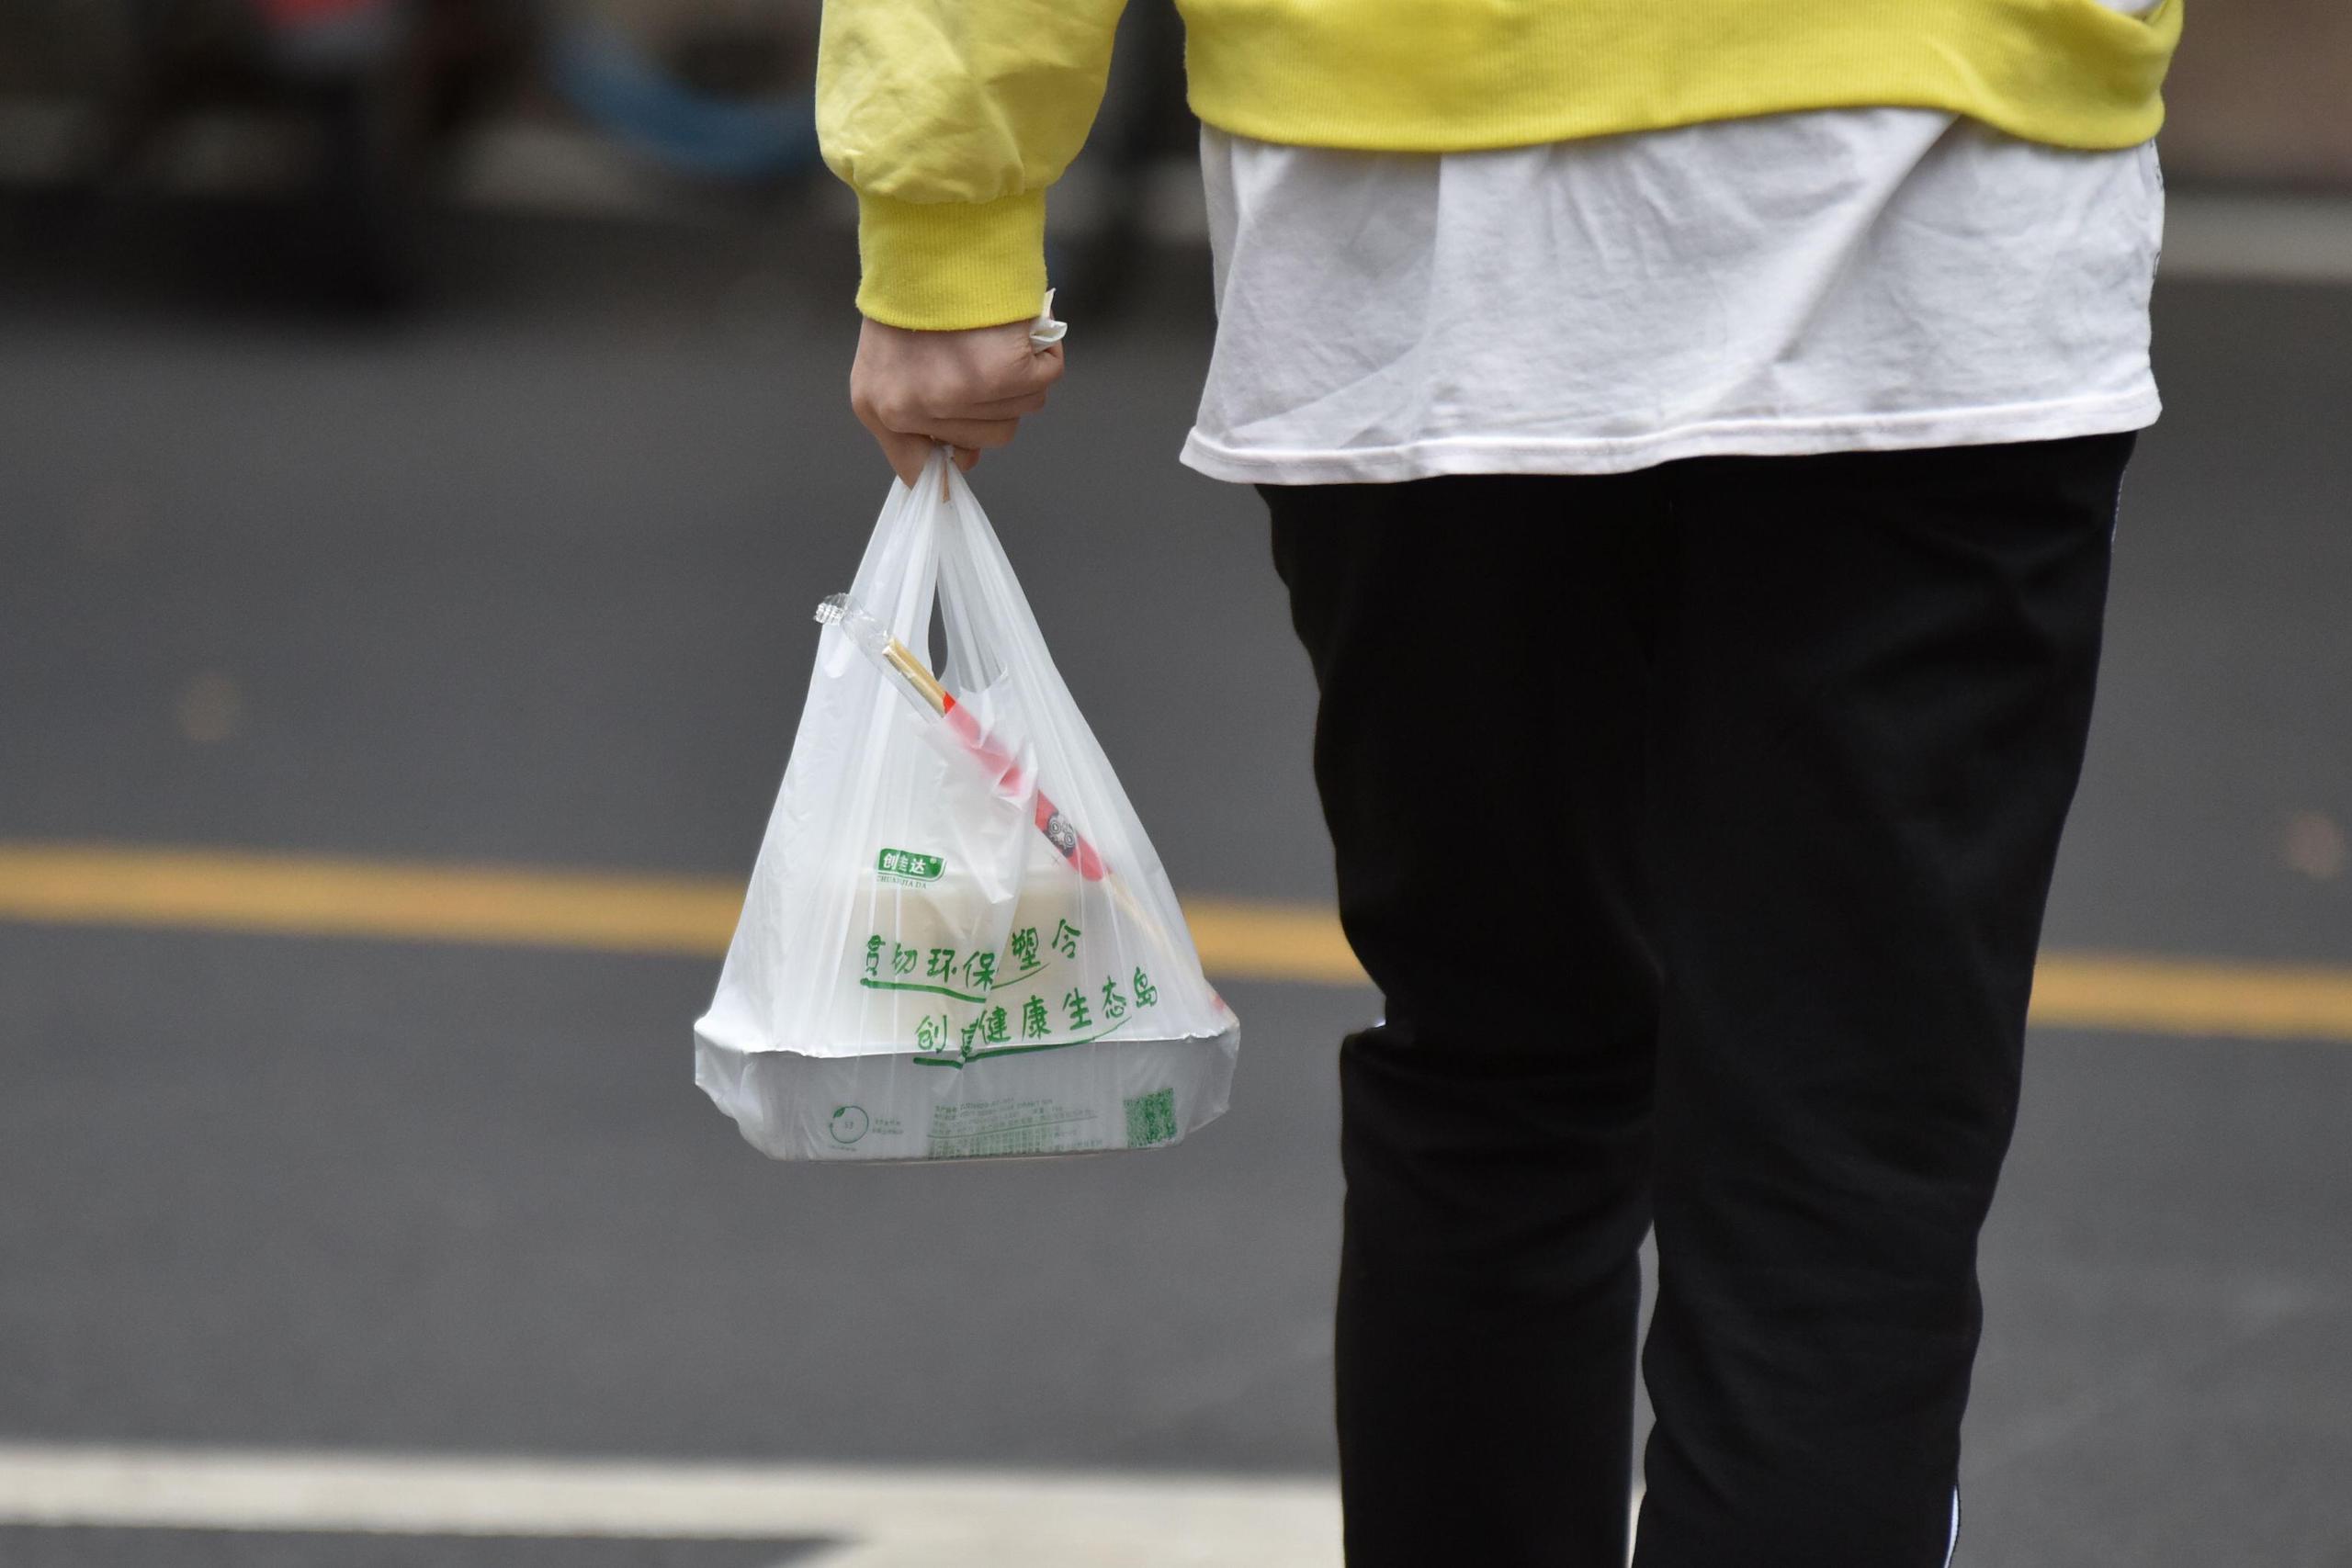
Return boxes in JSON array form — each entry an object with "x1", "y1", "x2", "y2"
[
  {"x1": 7, "y1": 0, "x2": 527, "y2": 304},
  {"x1": 0, "y1": 0, "x2": 1190, "y2": 317}
]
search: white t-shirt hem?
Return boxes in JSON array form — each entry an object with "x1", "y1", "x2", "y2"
[{"x1": 1180, "y1": 383, "x2": 2161, "y2": 486}]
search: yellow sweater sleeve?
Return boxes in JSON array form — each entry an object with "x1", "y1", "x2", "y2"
[{"x1": 819, "y1": 0, "x2": 1126, "y2": 329}]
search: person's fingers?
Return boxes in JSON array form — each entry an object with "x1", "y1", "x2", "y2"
[
  {"x1": 954, "y1": 389, "x2": 1051, "y2": 420},
  {"x1": 860, "y1": 397, "x2": 1011, "y2": 477},
  {"x1": 961, "y1": 343, "x2": 1061, "y2": 406},
  {"x1": 847, "y1": 317, "x2": 1067, "y2": 484},
  {"x1": 916, "y1": 417, "x2": 1021, "y2": 450},
  {"x1": 1021, "y1": 342, "x2": 1066, "y2": 392}
]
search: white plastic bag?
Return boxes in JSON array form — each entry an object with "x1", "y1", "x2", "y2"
[{"x1": 695, "y1": 449, "x2": 1240, "y2": 1160}]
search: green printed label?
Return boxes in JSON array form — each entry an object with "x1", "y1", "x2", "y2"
[
  {"x1": 1124, "y1": 1087, "x2": 1178, "y2": 1148},
  {"x1": 876, "y1": 848, "x2": 944, "y2": 884},
  {"x1": 858, "y1": 923, "x2": 1168, "y2": 1060}
]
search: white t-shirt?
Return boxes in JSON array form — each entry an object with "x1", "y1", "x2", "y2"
[{"x1": 1180, "y1": 103, "x2": 2165, "y2": 485}]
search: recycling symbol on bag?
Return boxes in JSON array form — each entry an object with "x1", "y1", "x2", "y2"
[{"x1": 828, "y1": 1104, "x2": 871, "y2": 1145}]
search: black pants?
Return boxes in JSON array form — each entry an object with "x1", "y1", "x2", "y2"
[{"x1": 1264, "y1": 434, "x2": 2134, "y2": 1568}]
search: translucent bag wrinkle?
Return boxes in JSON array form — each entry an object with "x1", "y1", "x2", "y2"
[{"x1": 695, "y1": 452, "x2": 1239, "y2": 1161}]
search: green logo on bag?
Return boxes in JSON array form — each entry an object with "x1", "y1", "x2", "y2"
[
  {"x1": 876, "y1": 848, "x2": 944, "y2": 885},
  {"x1": 829, "y1": 1104, "x2": 870, "y2": 1145},
  {"x1": 1124, "y1": 1087, "x2": 1178, "y2": 1148}
]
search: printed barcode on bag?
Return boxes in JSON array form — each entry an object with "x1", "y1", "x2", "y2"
[
  {"x1": 925, "y1": 1098, "x2": 1102, "y2": 1159},
  {"x1": 1123, "y1": 1088, "x2": 1178, "y2": 1147}
]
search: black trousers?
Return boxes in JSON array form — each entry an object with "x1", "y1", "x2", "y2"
[{"x1": 1264, "y1": 434, "x2": 2134, "y2": 1568}]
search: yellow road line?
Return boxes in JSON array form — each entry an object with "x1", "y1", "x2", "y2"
[
  {"x1": 0, "y1": 842, "x2": 739, "y2": 959},
  {"x1": 1172, "y1": 894, "x2": 1364, "y2": 986},
  {"x1": 0, "y1": 841, "x2": 1358, "y2": 984},
  {"x1": 2, "y1": 841, "x2": 2349, "y2": 1044},
  {"x1": 2026, "y1": 953, "x2": 2352, "y2": 1044}
]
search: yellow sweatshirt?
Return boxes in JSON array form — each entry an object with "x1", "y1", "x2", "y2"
[{"x1": 820, "y1": 0, "x2": 2183, "y2": 331}]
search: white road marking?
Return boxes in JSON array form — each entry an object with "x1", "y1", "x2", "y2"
[{"x1": 0, "y1": 1443, "x2": 1340, "y2": 1568}]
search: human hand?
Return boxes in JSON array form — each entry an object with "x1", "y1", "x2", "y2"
[{"x1": 850, "y1": 316, "x2": 1066, "y2": 487}]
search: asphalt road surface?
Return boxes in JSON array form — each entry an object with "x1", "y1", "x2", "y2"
[{"x1": 3, "y1": 193, "x2": 2350, "y2": 1566}]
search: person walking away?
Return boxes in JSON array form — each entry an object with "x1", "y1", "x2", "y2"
[{"x1": 820, "y1": 0, "x2": 2182, "y2": 1562}]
